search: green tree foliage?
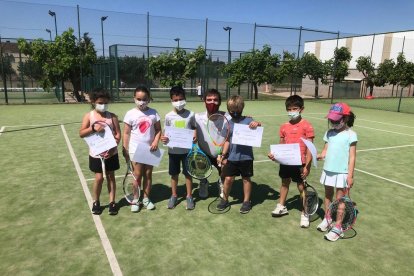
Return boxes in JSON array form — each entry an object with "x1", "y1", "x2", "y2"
[
  {"x1": 148, "y1": 46, "x2": 206, "y2": 87},
  {"x1": 0, "y1": 53, "x2": 16, "y2": 86},
  {"x1": 224, "y1": 45, "x2": 280, "y2": 99},
  {"x1": 375, "y1": 58, "x2": 395, "y2": 88},
  {"x1": 394, "y1": 53, "x2": 414, "y2": 95},
  {"x1": 18, "y1": 58, "x2": 43, "y2": 87},
  {"x1": 356, "y1": 56, "x2": 376, "y2": 96},
  {"x1": 301, "y1": 52, "x2": 328, "y2": 98},
  {"x1": 275, "y1": 51, "x2": 302, "y2": 93},
  {"x1": 18, "y1": 28, "x2": 97, "y2": 101},
  {"x1": 325, "y1": 47, "x2": 352, "y2": 82}
]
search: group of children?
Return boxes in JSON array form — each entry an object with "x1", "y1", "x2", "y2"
[{"x1": 79, "y1": 86, "x2": 357, "y2": 242}]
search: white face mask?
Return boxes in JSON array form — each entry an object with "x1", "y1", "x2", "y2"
[
  {"x1": 172, "y1": 100, "x2": 186, "y2": 111},
  {"x1": 331, "y1": 121, "x2": 345, "y2": 130},
  {"x1": 135, "y1": 99, "x2": 148, "y2": 110},
  {"x1": 287, "y1": 111, "x2": 300, "y2": 120},
  {"x1": 95, "y1": 103, "x2": 108, "y2": 113}
]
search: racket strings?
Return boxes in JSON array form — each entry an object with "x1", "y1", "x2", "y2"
[
  {"x1": 186, "y1": 152, "x2": 211, "y2": 179},
  {"x1": 328, "y1": 197, "x2": 357, "y2": 230}
]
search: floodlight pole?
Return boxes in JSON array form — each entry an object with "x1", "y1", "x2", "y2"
[
  {"x1": 101, "y1": 16, "x2": 108, "y2": 58},
  {"x1": 45, "y1": 29, "x2": 52, "y2": 41},
  {"x1": 174, "y1": 38, "x2": 180, "y2": 49},
  {"x1": 223, "y1": 26, "x2": 232, "y2": 99},
  {"x1": 48, "y1": 9, "x2": 64, "y2": 102}
]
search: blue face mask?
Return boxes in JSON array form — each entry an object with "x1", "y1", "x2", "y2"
[
  {"x1": 287, "y1": 111, "x2": 300, "y2": 120},
  {"x1": 229, "y1": 111, "x2": 241, "y2": 119}
]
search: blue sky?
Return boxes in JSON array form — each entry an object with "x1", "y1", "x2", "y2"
[{"x1": 1, "y1": 0, "x2": 414, "y2": 56}]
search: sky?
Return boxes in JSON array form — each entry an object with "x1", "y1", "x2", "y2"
[{"x1": 1, "y1": 0, "x2": 414, "y2": 57}]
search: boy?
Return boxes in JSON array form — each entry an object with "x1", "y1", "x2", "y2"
[
  {"x1": 216, "y1": 95, "x2": 261, "y2": 214},
  {"x1": 161, "y1": 86, "x2": 197, "y2": 210},
  {"x1": 267, "y1": 95, "x2": 314, "y2": 227}
]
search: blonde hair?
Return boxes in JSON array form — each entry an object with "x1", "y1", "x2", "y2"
[{"x1": 227, "y1": 95, "x2": 245, "y2": 113}]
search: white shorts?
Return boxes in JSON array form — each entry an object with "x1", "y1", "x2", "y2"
[{"x1": 320, "y1": 170, "x2": 348, "y2": 188}]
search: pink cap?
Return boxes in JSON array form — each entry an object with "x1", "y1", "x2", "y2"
[{"x1": 327, "y1": 103, "x2": 351, "y2": 121}]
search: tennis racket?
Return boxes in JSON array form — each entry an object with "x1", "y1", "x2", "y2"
[
  {"x1": 325, "y1": 188, "x2": 358, "y2": 232},
  {"x1": 185, "y1": 144, "x2": 212, "y2": 180},
  {"x1": 207, "y1": 113, "x2": 230, "y2": 166},
  {"x1": 301, "y1": 179, "x2": 319, "y2": 216},
  {"x1": 122, "y1": 161, "x2": 141, "y2": 205}
]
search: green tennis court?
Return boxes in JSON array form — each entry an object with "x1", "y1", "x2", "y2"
[{"x1": 1, "y1": 100, "x2": 413, "y2": 275}]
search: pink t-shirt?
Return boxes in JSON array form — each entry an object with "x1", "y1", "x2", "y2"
[{"x1": 279, "y1": 119, "x2": 314, "y2": 164}]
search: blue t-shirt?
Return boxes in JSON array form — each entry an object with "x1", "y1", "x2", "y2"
[
  {"x1": 227, "y1": 116, "x2": 254, "y2": 162},
  {"x1": 323, "y1": 128, "x2": 358, "y2": 173}
]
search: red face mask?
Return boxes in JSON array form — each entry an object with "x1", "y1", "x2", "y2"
[{"x1": 205, "y1": 102, "x2": 219, "y2": 114}]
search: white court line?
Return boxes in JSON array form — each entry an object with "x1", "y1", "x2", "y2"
[
  {"x1": 0, "y1": 126, "x2": 5, "y2": 136},
  {"x1": 355, "y1": 168, "x2": 414, "y2": 190},
  {"x1": 61, "y1": 125, "x2": 123, "y2": 276},
  {"x1": 357, "y1": 144, "x2": 414, "y2": 152},
  {"x1": 85, "y1": 169, "x2": 168, "y2": 182},
  {"x1": 357, "y1": 118, "x2": 414, "y2": 129}
]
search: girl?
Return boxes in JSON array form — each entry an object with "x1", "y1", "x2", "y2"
[
  {"x1": 317, "y1": 102, "x2": 357, "y2": 241},
  {"x1": 79, "y1": 88, "x2": 121, "y2": 215},
  {"x1": 123, "y1": 85, "x2": 161, "y2": 212}
]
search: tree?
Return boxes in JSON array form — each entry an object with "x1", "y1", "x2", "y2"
[
  {"x1": 275, "y1": 51, "x2": 303, "y2": 93},
  {"x1": 18, "y1": 28, "x2": 97, "y2": 101},
  {"x1": 356, "y1": 56, "x2": 376, "y2": 96},
  {"x1": 326, "y1": 47, "x2": 352, "y2": 82},
  {"x1": 375, "y1": 58, "x2": 395, "y2": 94},
  {"x1": 301, "y1": 52, "x2": 327, "y2": 98},
  {"x1": 394, "y1": 53, "x2": 414, "y2": 96},
  {"x1": 224, "y1": 45, "x2": 280, "y2": 99},
  {"x1": 18, "y1": 58, "x2": 43, "y2": 87},
  {"x1": 117, "y1": 56, "x2": 147, "y2": 86},
  {"x1": 148, "y1": 46, "x2": 206, "y2": 87},
  {"x1": 0, "y1": 53, "x2": 16, "y2": 87}
]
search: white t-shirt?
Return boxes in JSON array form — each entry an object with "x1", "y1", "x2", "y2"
[
  {"x1": 123, "y1": 107, "x2": 160, "y2": 154},
  {"x1": 164, "y1": 109, "x2": 196, "y2": 154},
  {"x1": 195, "y1": 111, "x2": 230, "y2": 158}
]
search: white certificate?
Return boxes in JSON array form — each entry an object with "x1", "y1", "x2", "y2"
[
  {"x1": 301, "y1": 138, "x2": 318, "y2": 167},
  {"x1": 270, "y1": 143, "x2": 302, "y2": 165},
  {"x1": 83, "y1": 125, "x2": 117, "y2": 156},
  {"x1": 132, "y1": 142, "x2": 165, "y2": 167},
  {"x1": 231, "y1": 123, "x2": 264, "y2": 147},
  {"x1": 164, "y1": 126, "x2": 193, "y2": 149}
]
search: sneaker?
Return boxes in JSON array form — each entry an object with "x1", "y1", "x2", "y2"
[
  {"x1": 317, "y1": 218, "x2": 330, "y2": 232},
  {"x1": 324, "y1": 226, "x2": 344, "y2": 242},
  {"x1": 217, "y1": 178, "x2": 224, "y2": 198},
  {"x1": 186, "y1": 196, "x2": 195, "y2": 210},
  {"x1": 131, "y1": 199, "x2": 140, "y2": 213},
  {"x1": 108, "y1": 202, "x2": 118, "y2": 215},
  {"x1": 92, "y1": 201, "x2": 101, "y2": 215},
  {"x1": 143, "y1": 198, "x2": 155, "y2": 210},
  {"x1": 199, "y1": 179, "x2": 209, "y2": 198},
  {"x1": 216, "y1": 198, "x2": 230, "y2": 211},
  {"x1": 167, "y1": 196, "x2": 177, "y2": 209},
  {"x1": 239, "y1": 201, "x2": 252, "y2": 214},
  {"x1": 271, "y1": 203, "x2": 288, "y2": 217},
  {"x1": 300, "y1": 213, "x2": 310, "y2": 228}
]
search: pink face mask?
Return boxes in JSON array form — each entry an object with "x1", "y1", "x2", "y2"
[{"x1": 206, "y1": 102, "x2": 219, "y2": 114}]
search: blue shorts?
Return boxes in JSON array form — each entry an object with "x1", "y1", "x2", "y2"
[
  {"x1": 279, "y1": 164, "x2": 303, "y2": 183},
  {"x1": 169, "y1": 153, "x2": 190, "y2": 176}
]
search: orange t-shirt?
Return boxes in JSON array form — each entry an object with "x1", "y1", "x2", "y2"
[{"x1": 279, "y1": 119, "x2": 314, "y2": 164}]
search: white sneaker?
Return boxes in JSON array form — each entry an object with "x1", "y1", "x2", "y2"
[
  {"x1": 218, "y1": 178, "x2": 224, "y2": 198},
  {"x1": 143, "y1": 198, "x2": 155, "y2": 210},
  {"x1": 131, "y1": 199, "x2": 140, "y2": 213},
  {"x1": 324, "y1": 226, "x2": 344, "y2": 242},
  {"x1": 300, "y1": 213, "x2": 310, "y2": 228},
  {"x1": 199, "y1": 179, "x2": 209, "y2": 198},
  {"x1": 317, "y1": 218, "x2": 330, "y2": 232},
  {"x1": 271, "y1": 203, "x2": 288, "y2": 217}
]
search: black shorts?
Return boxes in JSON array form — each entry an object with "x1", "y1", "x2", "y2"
[
  {"x1": 169, "y1": 153, "x2": 190, "y2": 176},
  {"x1": 222, "y1": 160, "x2": 253, "y2": 178},
  {"x1": 279, "y1": 164, "x2": 303, "y2": 183},
  {"x1": 207, "y1": 154, "x2": 222, "y2": 176},
  {"x1": 89, "y1": 154, "x2": 120, "y2": 173}
]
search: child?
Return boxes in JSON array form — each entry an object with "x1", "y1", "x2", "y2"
[
  {"x1": 216, "y1": 95, "x2": 261, "y2": 214},
  {"x1": 122, "y1": 85, "x2": 161, "y2": 212},
  {"x1": 317, "y1": 102, "x2": 357, "y2": 241},
  {"x1": 79, "y1": 88, "x2": 121, "y2": 215},
  {"x1": 160, "y1": 86, "x2": 197, "y2": 210},
  {"x1": 267, "y1": 95, "x2": 314, "y2": 227}
]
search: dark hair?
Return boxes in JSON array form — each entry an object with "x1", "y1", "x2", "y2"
[
  {"x1": 285, "y1": 95, "x2": 304, "y2": 109},
  {"x1": 344, "y1": 111, "x2": 356, "y2": 127},
  {"x1": 169, "y1": 86, "x2": 186, "y2": 99},
  {"x1": 90, "y1": 87, "x2": 111, "y2": 102},
  {"x1": 134, "y1": 85, "x2": 151, "y2": 99},
  {"x1": 203, "y1": 88, "x2": 222, "y2": 105}
]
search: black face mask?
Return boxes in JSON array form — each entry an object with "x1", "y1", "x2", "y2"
[{"x1": 229, "y1": 111, "x2": 241, "y2": 119}]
